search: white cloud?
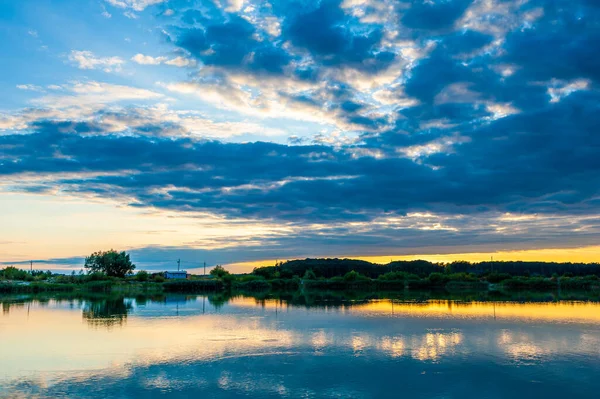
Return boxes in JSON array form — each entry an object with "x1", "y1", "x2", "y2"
[
  {"x1": 2, "y1": 80, "x2": 287, "y2": 141},
  {"x1": 162, "y1": 73, "x2": 382, "y2": 134},
  {"x1": 96, "y1": 104, "x2": 286, "y2": 139},
  {"x1": 32, "y1": 81, "x2": 163, "y2": 109},
  {"x1": 28, "y1": 30, "x2": 38, "y2": 37},
  {"x1": 547, "y1": 79, "x2": 591, "y2": 103},
  {"x1": 164, "y1": 56, "x2": 196, "y2": 67},
  {"x1": 398, "y1": 134, "x2": 471, "y2": 161},
  {"x1": 101, "y1": 11, "x2": 112, "y2": 18},
  {"x1": 132, "y1": 54, "x2": 168, "y2": 65},
  {"x1": 225, "y1": 0, "x2": 244, "y2": 12},
  {"x1": 104, "y1": 0, "x2": 165, "y2": 11},
  {"x1": 68, "y1": 50, "x2": 124, "y2": 73},
  {"x1": 123, "y1": 10, "x2": 139, "y2": 19},
  {"x1": 131, "y1": 54, "x2": 196, "y2": 68},
  {"x1": 485, "y1": 102, "x2": 520, "y2": 119},
  {"x1": 372, "y1": 87, "x2": 419, "y2": 108},
  {"x1": 458, "y1": 0, "x2": 544, "y2": 38},
  {"x1": 262, "y1": 17, "x2": 282, "y2": 37},
  {"x1": 435, "y1": 82, "x2": 482, "y2": 104},
  {"x1": 16, "y1": 84, "x2": 44, "y2": 92}
]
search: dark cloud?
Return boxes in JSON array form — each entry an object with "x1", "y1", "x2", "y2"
[
  {"x1": 284, "y1": 0, "x2": 396, "y2": 72},
  {"x1": 502, "y1": 0, "x2": 600, "y2": 83},
  {"x1": 401, "y1": 0, "x2": 473, "y2": 30},
  {"x1": 176, "y1": 14, "x2": 292, "y2": 74},
  {"x1": 3, "y1": 89, "x2": 600, "y2": 225}
]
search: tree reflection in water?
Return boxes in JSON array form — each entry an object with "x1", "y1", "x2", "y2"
[{"x1": 82, "y1": 297, "x2": 133, "y2": 328}]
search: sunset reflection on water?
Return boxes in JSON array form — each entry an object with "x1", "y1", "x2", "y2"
[{"x1": 1, "y1": 295, "x2": 600, "y2": 398}]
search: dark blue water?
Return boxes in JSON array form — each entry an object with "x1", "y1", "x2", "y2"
[{"x1": 1, "y1": 295, "x2": 599, "y2": 398}]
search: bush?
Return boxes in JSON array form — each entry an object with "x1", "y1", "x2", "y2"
[
  {"x1": 164, "y1": 280, "x2": 223, "y2": 292},
  {"x1": 236, "y1": 279, "x2": 272, "y2": 291},
  {"x1": 0, "y1": 267, "x2": 33, "y2": 281},
  {"x1": 558, "y1": 276, "x2": 600, "y2": 290},
  {"x1": 303, "y1": 269, "x2": 317, "y2": 280},
  {"x1": 375, "y1": 280, "x2": 406, "y2": 290},
  {"x1": 502, "y1": 277, "x2": 556, "y2": 290},
  {"x1": 486, "y1": 273, "x2": 512, "y2": 283},
  {"x1": 377, "y1": 271, "x2": 419, "y2": 281},
  {"x1": 270, "y1": 278, "x2": 301, "y2": 290},
  {"x1": 0, "y1": 282, "x2": 75, "y2": 293},
  {"x1": 343, "y1": 270, "x2": 368, "y2": 282},
  {"x1": 428, "y1": 273, "x2": 449, "y2": 285},
  {"x1": 210, "y1": 265, "x2": 230, "y2": 278},
  {"x1": 252, "y1": 266, "x2": 276, "y2": 279},
  {"x1": 85, "y1": 272, "x2": 110, "y2": 282},
  {"x1": 237, "y1": 274, "x2": 264, "y2": 283},
  {"x1": 135, "y1": 270, "x2": 149, "y2": 282},
  {"x1": 447, "y1": 273, "x2": 478, "y2": 282}
]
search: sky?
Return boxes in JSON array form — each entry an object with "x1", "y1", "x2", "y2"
[{"x1": 1, "y1": 0, "x2": 599, "y2": 273}]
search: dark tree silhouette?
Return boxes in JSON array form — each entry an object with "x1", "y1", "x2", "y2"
[{"x1": 84, "y1": 249, "x2": 135, "y2": 278}]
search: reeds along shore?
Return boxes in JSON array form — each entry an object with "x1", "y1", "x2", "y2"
[{"x1": 2, "y1": 258, "x2": 600, "y2": 295}]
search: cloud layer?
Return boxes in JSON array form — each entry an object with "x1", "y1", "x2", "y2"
[{"x1": 1, "y1": 0, "x2": 599, "y2": 264}]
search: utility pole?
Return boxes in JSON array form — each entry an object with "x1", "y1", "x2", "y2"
[
  {"x1": 30, "y1": 260, "x2": 33, "y2": 272},
  {"x1": 203, "y1": 261, "x2": 206, "y2": 276},
  {"x1": 177, "y1": 258, "x2": 181, "y2": 271}
]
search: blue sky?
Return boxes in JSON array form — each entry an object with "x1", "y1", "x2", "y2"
[{"x1": 1, "y1": 0, "x2": 599, "y2": 272}]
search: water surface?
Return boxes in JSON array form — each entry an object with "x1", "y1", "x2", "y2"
[{"x1": 1, "y1": 294, "x2": 599, "y2": 398}]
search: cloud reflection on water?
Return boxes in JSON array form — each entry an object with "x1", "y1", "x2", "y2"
[{"x1": 1, "y1": 296, "x2": 600, "y2": 398}]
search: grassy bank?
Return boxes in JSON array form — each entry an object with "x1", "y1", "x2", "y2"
[
  {"x1": 0, "y1": 280, "x2": 164, "y2": 295},
  {"x1": 3, "y1": 275, "x2": 599, "y2": 296},
  {"x1": 3, "y1": 260, "x2": 600, "y2": 297}
]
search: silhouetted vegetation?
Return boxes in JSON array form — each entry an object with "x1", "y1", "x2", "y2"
[
  {"x1": 84, "y1": 249, "x2": 136, "y2": 277},
  {"x1": 164, "y1": 279, "x2": 224, "y2": 292},
  {"x1": 3, "y1": 257, "x2": 600, "y2": 297},
  {"x1": 253, "y1": 258, "x2": 600, "y2": 279}
]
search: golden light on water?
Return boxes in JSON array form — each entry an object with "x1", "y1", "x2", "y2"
[
  {"x1": 228, "y1": 297, "x2": 600, "y2": 324},
  {"x1": 3, "y1": 297, "x2": 600, "y2": 390}
]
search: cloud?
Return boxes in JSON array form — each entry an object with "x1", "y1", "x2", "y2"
[
  {"x1": 131, "y1": 54, "x2": 196, "y2": 67},
  {"x1": 164, "y1": 56, "x2": 196, "y2": 67},
  {"x1": 4, "y1": 0, "x2": 600, "y2": 261},
  {"x1": 33, "y1": 81, "x2": 163, "y2": 108},
  {"x1": 123, "y1": 10, "x2": 139, "y2": 19},
  {"x1": 16, "y1": 84, "x2": 44, "y2": 92},
  {"x1": 104, "y1": 0, "x2": 165, "y2": 11},
  {"x1": 401, "y1": 0, "x2": 473, "y2": 30},
  {"x1": 131, "y1": 53, "x2": 168, "y2": 65},
  {"x1": 68, "y1": 50, "x2": 124, "y2": 73}
]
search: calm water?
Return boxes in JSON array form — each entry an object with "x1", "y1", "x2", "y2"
[{"x1": 1, "y1": 294, "x2": 600, "y2": 398}]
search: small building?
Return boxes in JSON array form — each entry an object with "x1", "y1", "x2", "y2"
[{"x1": 164, "y1": 271, "x2": 188, "y2": 280}]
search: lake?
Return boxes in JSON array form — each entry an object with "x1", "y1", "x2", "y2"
[{"x1": 1, "y1": 293, "x2": 600, "y2": 398}]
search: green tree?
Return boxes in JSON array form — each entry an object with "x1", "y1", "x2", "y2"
[
  {"x1": 343, "y1": 270, "x2": 362, "y2": 282},
  {"x1": 303, "y1": 269, "x2": 317, "y2": 280},
  {"x1": 84, "y1": 250, "x2": 135, "y2": 278},
  {"x1": 210, "y1": 265, "x2": 230, "y2": 278}
]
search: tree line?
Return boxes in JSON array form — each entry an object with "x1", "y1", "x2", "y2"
[{"x1": 252, "y1": 258, "x2": 600, "y2": 279}]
